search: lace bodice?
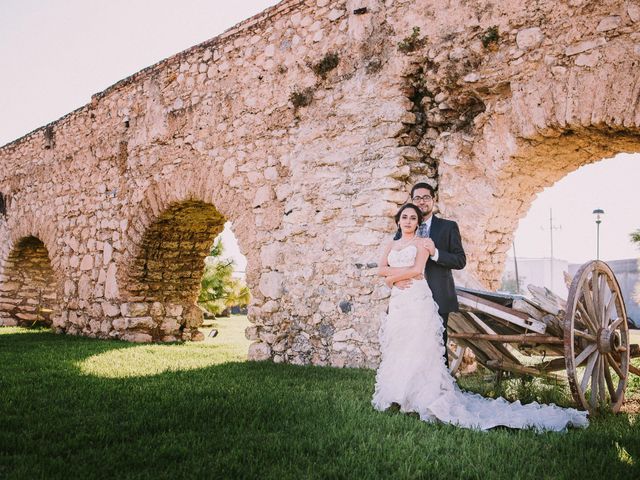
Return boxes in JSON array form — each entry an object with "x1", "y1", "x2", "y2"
[{"x1": 387, "y1": 245, "x2": 417, "y2": 268}]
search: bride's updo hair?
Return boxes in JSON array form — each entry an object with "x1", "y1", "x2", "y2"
[{"x1": 394, "y1": 203, "x2": 423, "y2": 236}]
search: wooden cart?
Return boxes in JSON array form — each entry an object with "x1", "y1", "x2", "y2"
[{"x1": 447, "y1": 260, "x2": 640, "y2": 414}]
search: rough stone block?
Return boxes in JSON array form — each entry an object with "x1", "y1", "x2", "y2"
[
  {"x1": 248, "y1": 342, "x2": 271, "y2": 361},
  {"x1": 128, "y1": 316, "x2": 156, "y2": 330},
  {"x1": 259, "y1": 272, "x2": 284, "y2": 299},
  {"x1": 516, "y1": 27, "x2": 544, "y2": 50},
  {"x1": 121, "y1": 302, "x2": 149, "y2": 317}
]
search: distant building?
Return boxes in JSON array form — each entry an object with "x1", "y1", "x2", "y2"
[
  {"x1": 501, "y1": 257, "x2": 569, "y2": 298},
  {"x1": 502, "y1": 257, "x2": 639, "y2": 328}
]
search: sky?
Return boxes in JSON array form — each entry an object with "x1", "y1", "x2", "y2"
[
  {"x1": 512, "y1": 153, "x2": 639, "y2": 264},
  {"x1": 1, "y1": 1, "x2": 638, "y2": 271}
]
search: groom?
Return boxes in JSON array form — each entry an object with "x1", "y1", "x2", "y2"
[{"x1": 393, "y1": 182, "x2": 466, "y2": 366}]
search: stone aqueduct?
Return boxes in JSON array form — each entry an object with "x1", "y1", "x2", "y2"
[{"x1": 1, "y1": 0, "x2": 639, "y2": 366}]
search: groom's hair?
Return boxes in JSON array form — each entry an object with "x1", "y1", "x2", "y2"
[
  {"x1": 394, "y1": 203, "x2": 424, "y2": 228},
  {"x1": 410, "y1": 182, "x2": 435, "y2": 198}
]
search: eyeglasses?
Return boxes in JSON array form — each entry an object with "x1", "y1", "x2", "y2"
[{"x1": 412, "y1": 195, "x2": 433, "y2": 202}]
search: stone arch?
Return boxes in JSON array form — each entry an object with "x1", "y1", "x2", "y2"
[
  {"x1": 115, "y1": 169, "x2": 261, "y2": 342},
  {"x1": 0, "y1": 236, "x2": 60, "y2": 328},
  {"x1": 0, "y1": 210, "x2": 61, "y2": 270},
  {"x1": 0, "y1": 210, "x2": 63, "y2": 328},
  {"x1": 440, "y1": 61, "x2": 640, "y2": 288}
]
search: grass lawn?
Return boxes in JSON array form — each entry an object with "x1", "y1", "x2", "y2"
[{"x1": 1, "y1": 317, "x2": 639, "y2": 479}]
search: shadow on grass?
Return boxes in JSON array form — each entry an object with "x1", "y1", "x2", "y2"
[{"x1": 1, "y1": 329, "x2": 639, "y2": 479}]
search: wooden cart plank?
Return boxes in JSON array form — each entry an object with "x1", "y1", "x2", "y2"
[
  {"x1": 465, "y1": 313, "x2": 524, "y2": 336},
  {"x1": 448, "y1": 312, "x2": 522, "y2": 366},
  {"x1": 486, "y1": 359, "x2": 563, "y2": 380},
  {"x1": 464, "y1": 312, "x2": 526, "y2": 360},
  {"x1": 449, "y1": 333, "x2": 564, "y2": 344},
  {"x1": 511, "y1": 298, "x2": 544, "y2": 321},
  {"x1": 527, "y1": 285, "x2": 566, "y2": 315},
  {"x1": 531, "y1": 357, "x2": 566, "y2": 372},
  {"x1": 449, "y1": 313, "x2": 514, "y2": 363},
  {"x1": 457, "y1": 292, "x2": 547, "y2": 334}
]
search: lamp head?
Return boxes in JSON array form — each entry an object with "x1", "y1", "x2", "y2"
[{"x1": 592, "y1": 208, "x2": 604, "y2": 224}]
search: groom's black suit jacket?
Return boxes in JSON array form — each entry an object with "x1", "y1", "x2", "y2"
[{"x1": 425, "y1": 215, "x2": 466, "y2": 314}]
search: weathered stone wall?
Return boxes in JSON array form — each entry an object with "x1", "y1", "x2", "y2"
[{"x1": 1, "y1": 0, "x2": 639, "y2": 367}]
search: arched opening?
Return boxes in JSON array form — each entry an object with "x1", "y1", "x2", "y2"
[
  {"x1": 459, "y1": 126, "x2": 640, "y2": 290},
  {"x1": 500, "y1": 153, "x2": 640, "y2": 325},
  {"x1": 198, "y1": 222, "x2": 249, "y2": 317},
  {"x1": 0, "y1": 236, "x2": 58, "y2": 327},
  {"x1": 124, "y1": 200, "x2": 251, "y2": 342},
  {"x1": 198, "y1": 223, "x2": 251, "y2": 350}
]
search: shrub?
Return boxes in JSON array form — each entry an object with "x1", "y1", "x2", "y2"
[
  {"x1": 398, "y1": 27, "x2": 427, "y2": 53},
  {"x1": 289, "y1": 87, "x2": 314, "y2": 109},
  {"x1": 312, "y1": 52, "x2": 340, "y2": 78}
]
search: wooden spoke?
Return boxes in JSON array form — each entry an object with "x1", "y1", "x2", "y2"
[
  {"x1": 580, "y1": 351, "x2": 599, "y2": 393},
  {"x1": 608, "y1": 317, "x2": 623, "y2": 333},
  {"x1": 591, "y1": 271, "x2": 600, "y2": 320},
  {"x1": 573, "y1": 329, "x2": 596, "y2": 342},
  {"x1": 604, "y1": 295, "x2": 618, "y2": 328},
  {"x1": 603, "y1": 360, "x2": 618, "y2": 402},
  {"x1": 598, "y1": 274, "x2": 607, "y2": 327},
  {"x1": 578, "y1": 298, "x2": 598, "y2": 335},
  {"x1": 581, "y1": 286, "x2": 598, "y2": 330},
  {"x1": 447, "y1": 344, "x2": 465, "y2": 375},
  {"x1": 589, "y1": 356, "x2": 601, "y2": 408},
  {"x1": 605, "y1": 353, "x2": 625, "y2": 380},
  {"x1": 576, "y1": 302, "x2": 599, "y2": 335},
  {"x1": 574, "y1": 343, "x2": 597, "y2": 366},
  {"x1": 598, "y1": 356, "x2": 606, "y2": 404}
]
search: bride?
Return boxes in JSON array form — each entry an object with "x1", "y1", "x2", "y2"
[{"x1": 372, "y1": 203, "x2": 589, "y2": 432}]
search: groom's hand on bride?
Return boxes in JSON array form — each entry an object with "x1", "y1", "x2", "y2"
[{"x1": 421, "y1": 238, "x2": 436, "y2": 256}]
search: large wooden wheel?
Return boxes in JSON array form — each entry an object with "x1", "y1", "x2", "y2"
[{"x1": 564, "y1": 261, "x2": 630, "y2": 413}]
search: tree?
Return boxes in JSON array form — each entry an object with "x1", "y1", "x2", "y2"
[
  {"x1": 499, "y1": 271, "x2": 526, "y2": 294},
  {"x1": 198, "y1": 239, "x2": 250, "y2": 316}
]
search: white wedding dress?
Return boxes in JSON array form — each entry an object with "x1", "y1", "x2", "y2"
[{"x1": 372, "y1": 245, "x2": 589, "y2": 432}]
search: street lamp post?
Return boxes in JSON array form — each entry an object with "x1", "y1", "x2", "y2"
[{"x1": 592, "y1": 208, "x2": 605, "y2": 260}]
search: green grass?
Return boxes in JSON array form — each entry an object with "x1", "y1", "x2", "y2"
[{"x1": 1, "y1": 319, "x2": 640, "y2": 480}]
